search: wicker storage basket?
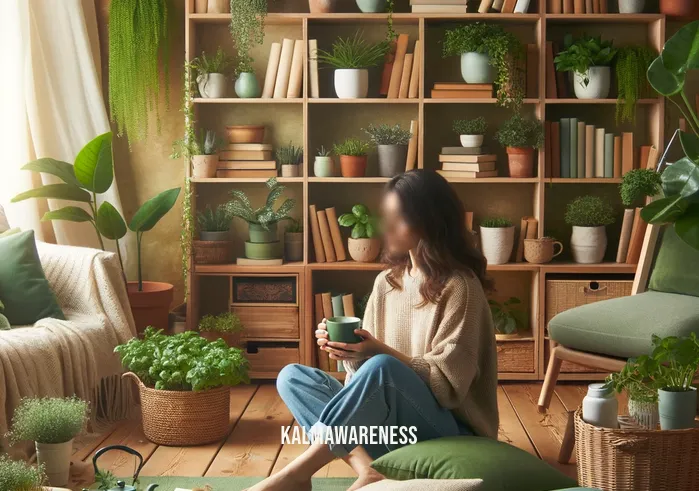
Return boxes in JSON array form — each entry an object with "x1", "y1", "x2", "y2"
[
  {"x1": 545, "y1": 279, "x2": 633, "y2": 326},
  {"x1": 123, "y1": 372, "x2": 230, "y2": 446},
  {"x1": 496, "y1": 340, "x2": 535, "y2": 372},
  {"x1": 574, "y1": 408, "x2": 699, "y2": 491},
  {"x1": 194, "y1": 240, "x2": 233, "y2": 264}
]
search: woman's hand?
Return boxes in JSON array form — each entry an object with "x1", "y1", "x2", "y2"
[{"x1": 324, "y1": 328, "x2": 387, "y2": 361}]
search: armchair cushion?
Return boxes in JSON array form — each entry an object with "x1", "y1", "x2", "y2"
[
  {"x1": 0, "y1": 205, "x2": 8, "y2": 233},
  {"x1": 649, "y1": 226, "x2": 699, "y2": 298},
  {"x1": 548, "y1": 291, "x2": 699, "y2": 358}
]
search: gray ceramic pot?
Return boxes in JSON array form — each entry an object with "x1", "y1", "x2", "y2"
[
  {"x1": 200, "y1": 231, "x2": 229, "y2": 241},
  {"x1": 244, "y1": 240, "x2": 282, "y2": 259},
  {"x1": 356, "y1": 0, "x2": 387, "y2": 12},
  {"x1": 378, "y1": 144, "x2": 408, "y2": 178},
  {"x1": 248, "y1": 222, "x2": 278, "y2": 243},
  {"x1": 658, "y1": 387, "x2": 697, "y2": 430}
]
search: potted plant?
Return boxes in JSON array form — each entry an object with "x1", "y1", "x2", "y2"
[
  {"x1": 116, "y1": 327, "x2": 250, "y2": 445},
  {"x1": 0, "y1": 455, "x2": 46, "y2": 491},
  {"x1": 227, "y1": 177, "x2": 294, "y2": 259},
  {"x1": 195, "y1": 205, "x2": 233, "y2": 264},
  {"x1": 442, "y1": 23, "x2": 524, "y2": 108},
  {"x1": 276, "y1": 142, "x2": 303, "y2": 178},
  {"x1": 7, "y1": 397, "x2": 88, "y2": 486},
  {"x1": 285, "y1": 218, "x2": 304, "y2": 262},
  {"x1": 333, "y1": 137, "x2": 373, "y2": 177},
  {"x1": 12, "y1": 132, "x2": 181, "y2": 334},
  {"x1": 615, "y1": 46, "x2": 655, "y2": 124},
  {"x1": 173, "y1": 128, "x2": 223, "y2": 179},
  {"x1": 554, "y1": 35, "x2": 617, "y2": 99},
  {"x1": 620, "y1": 168, "x2": 662, "y2": 209},
  {"x1": 564, "y1": 196, "x2": 615, "y2": 264},
  {"x1": 651, "y1": 333, "x2": 699, "y2": 430},
  {"x1": 619, "y1": 0, "x2": 645, "y2": 12},
  {"x1": 314, "y1": 146, "x2": 335, "y2": 177},
  {"x1": 453, "y1": 117, "x2": 487, "y2": 148},
  {"x1": 495, "y1": 114, "x2": 544, "y2": 178},
  {"x1": 356, "y1": 0, "x2": 387, "y2": 12},
  {"x1": 198, "y1": 311, "x2": 244, "y2": 347},
  {"x1": 338, "y1": 204, "x2": 381, "y2": 262},
  {"x1": 316, "y1": 31, "x2": 390, "y2": 99},
  {"x1": 363, "y1": 123, "x2": 412, "y2": 178},
  {"x1": 229, "y1": 0, "x2": 266, "y2": 98},
  {"x1": 489, "y1": 296, "x2": 528, "y2": 340},
  {"x1": 479, "y1": 217, "x2": 515, "y2": 265},
  {"x1": 192, "y1": 47, "x2": 234, "y2": 99},
  {"x1": 606, "y1": 355, "x2": 661, "y2": 429}
]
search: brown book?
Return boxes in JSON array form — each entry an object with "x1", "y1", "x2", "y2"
[
  {"x1": 551, "y1": 122, "x2": 561, "y2": 178},
  {"x1": 217, "y1": 161, "x2": 276, "y2": 170},
  {"x1": 493, "y1": 0, "x2": 505, "y2": 10},
  {"x1": 546, "y1": 42, "x2": 557, "y2": 99},
  {"x1": 342, "y1": 294, "x2": 356, "y2": 317},
  {"x1": 273, "y1": 38, "x2": 294, "y2": 99},
  {"x1": 437, "y1": 170, "x2": 498, "y2": 179},
  {"x1": 585, "y1": 125, "x2": 595, "y2": 178},
  {"x1": 616, "y1": 208, "x2": 636, "y2": 263},
  {"x1": 574, "y1": 0, "x2": 584, "y2": 12},
  {"x1": 316, "y1": 210, "x2": 337, "y2": 262},
  {"x1": 286, "y1": 40, "x2": 304, "y2": 98},
  {"x1": 441, "y1": 162, "x2": 496, "y2": 172},
  {"x1": 600, "y1": 0, "x2": 608, "y2": 12},
  {"x1": 215, "y1": 169, "x2": 276, "y2": 178},
  {"x1": 613, "y1": 136, "x2": 622, "y2": 178},
  {"x1": 321, "y1": 292, "x2": 333, "y2": 321},
  {"x1": 639, "y1": 145, "x2": 651, "y2": 172},
  {"x1": 261, "y1": 42, "x2": 282, "y2": 99},
  {"x1": 236, "y1": 258, "x2": 283, "y2": 266},
  {"x1": 387, "y1": 34, "x2": 410, "y2": 99},
  {"x1": 593, "y1": 0, "x2": 600, "y2": 12},
  {"x1": 465, "y1": 211, "x2": 474, "y2": 232},
  {"x1": 379, "y1": 40, "x2": 397, "y2": 96},
  {"x1": 622, "y1": 132, "x2": 634, "y2": 175},
  {"x1": 595, "y1": 128, "x2": 605, "y2": 178},
  {"x1": 479, "y1": 0, "x2": 494, "y2": 13},
  {"x1": 324, "y1": 207, "x2": 347, "y2": 261},
  {"x1": 431, "y1": 89, "x2": 493, "y2": 99},
  {"x1": 315, "y1": 293, "x2": 329, "y2": 371},
  {"x1": 433, "y1": 83, "x2": 493, "y2": 91},
  {"x1": 526, "y1": 217, "x2": 538, "y2": 240},
  {"x1": 545, "y1": 121, "x2": 552, "y2": 177},
  {"x1": 515, "y1": 217, "x2": 529, "y2": 262},
  {"x1": 646, "y1": 145, "x2": 659, "y2": 171},
  {"x1": 577, "y1": 121, "x2": 586, "y2": 178},
  {"x1": 548, "y1": 0, "x2": 562, "y2": 13},
  {"x1": 398, "y1": 53, "x2": 413, "y2": 99},
  {"x1": 309, "y1": 39, "x2": 320, "y2": 98},
  {"x1": 502, "y1": 0, "x2": 517, "y2": 12},
  {"x1": 626, "y1": 208, "x2": 647, "y2": 265},
  {"x1": 408, "y1": 41, "x2": 421, "y2": 99},
  {"x1": 218, "y1": 151, "x2": 273, "y2": 161},
  {"x1": 439, "y1": 154, "x2": 497, "y2": 163},
  {"x1": 585, "y1": 0, "x2": 592, "y2": 11},
  {"x1": 406, "y1": 120, "x2": 419, "y2": 171},
  {"x1": 309, "y1": 204, "x2": 326, "y2": 263},
  {"x1": 563, "y1": 0, "x2": 573, "y2": 12},
  {"x1": 553, "y1": 44, "x2": 568, "y2": 98},
  {"x1": 226, "y1": 143, "x2": 273, "y2": 151},
  {"x1": 526, "y1": 44, "x2": 539, "y2": 99}
]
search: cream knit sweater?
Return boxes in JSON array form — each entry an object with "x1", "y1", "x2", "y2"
[{"x1": 344, "y1": 269, "x2": 499, "y2": 439}]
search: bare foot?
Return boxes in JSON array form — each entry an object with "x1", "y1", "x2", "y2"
[
  {"x1": 347, "y1": 468, "x2": 386, "y2": 491},
  {"x1": 242, "y1": 470, "x2": 312, "y2": 491}
]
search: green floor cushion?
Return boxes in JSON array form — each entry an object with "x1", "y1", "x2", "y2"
[
  {"x1": 649, "y1": 226, "x2": 699, "y2": 297},
  {"x1": 0, "y1": 230, "x2": 65, "y2": 325},
  {"x1": 371, "y1": 437, "x2": 577, "y2": 491},
  {"x1": 361, "y1": 479, "x2": 483, "y2": 490},
  {"x1": 548, "y1": 291, "x2": 699, "y2": 358}
]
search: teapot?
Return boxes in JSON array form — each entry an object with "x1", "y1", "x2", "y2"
[{"x1": 86, "y1": 445, "x2": 159, "y2": 491}]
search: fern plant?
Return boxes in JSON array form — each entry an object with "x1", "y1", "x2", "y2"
[
  {"x1": 227, "y1": 178, "x2": 295, "y2": 230},
  {"x1": 229, "y1": 0, "x2": 267, "y2": 75},
  {"x1": 198, "y1": 205, "x2": 233, "y2": 232},
  {"x1": 615, "y1": 46, "x2": 655, "y2": 124},
  {"x1": 108, "y1": 0, "x2": 170, "y2": 143}
]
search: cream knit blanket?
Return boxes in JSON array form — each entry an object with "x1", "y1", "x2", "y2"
[{"x1": 0, "y1": 242, "x2": 136, "y2": 449}]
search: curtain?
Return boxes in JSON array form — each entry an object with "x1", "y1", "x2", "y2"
[{"x1": 0, "y1": 0, "x2": 129, "y2": 257}]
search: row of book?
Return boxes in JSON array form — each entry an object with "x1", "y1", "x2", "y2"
[
  {"x1": 380, "y1": 34, "x2": 421, "y2": 99},
  {"x1": 617, "y1": 207, "x2": 647, "y2": 266},
  {"x1": 410, "y1": 0, "x2": 468, "y2": 13},
  {"x1": 261, "y1": 39, "x2": 304, "y2": 99},
  {"x1": 436, "y1": 149, "x2": 499, "y2": 179},
  {"x1": 314, "y1": 292, "x2": 357, "y2": 372},
  {"x1": 216, "y1": 142, "x2": 277, "y2": 179},
  {"x1": 308, "y1": 205, "x2": 347, "y2": 263},
  {"x1": 478, "y1": 0, "x2": 533, "y2": 13},
  {"x1": 548, "y1": 0, "x2": 610, "y2": 13}
]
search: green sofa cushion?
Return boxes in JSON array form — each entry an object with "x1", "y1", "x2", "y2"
[
  {"x1": 0, "y1": 230, "x2": 65, "y2": 325},
  {"x1": 649, "y1": 226, "x2": 699, "y2": 297},
  {"x1": 371, "y1": 437, "x2": 577, "y2": 491},
  {"x1": 548, "y1": 291, "x2": 699, "y2": 358}
]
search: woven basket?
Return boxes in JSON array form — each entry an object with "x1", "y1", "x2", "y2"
[
  {"x1": 194, "y1": 240, "x2": 233, "y2": 264},
  {"x1": 123, "y1": 372, "x2": 230, "y2": 446},
  {"x1": 574, "y1": 408, "x2": 699, "y2": 490},
  {"x1": 545, "y1": 279, "x2": 633, "y2": 326}
]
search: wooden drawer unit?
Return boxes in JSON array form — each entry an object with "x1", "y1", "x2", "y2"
[
  {"x1": 232, "y1": 305, "x2": 300, "y2": 340},
  {"x1": 497, "y1": 340, "x2": 535, "y2": 373},
  {"x1": 245, "y1": 343, "x2": 300, "y2": 374},
  {"x1": 545, "y1": 279, "x2": 633, "y2": 326}
]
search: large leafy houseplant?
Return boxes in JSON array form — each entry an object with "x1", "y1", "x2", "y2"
[{"x1": 227, "y1": 177, "x2": 295, "y2": 230}]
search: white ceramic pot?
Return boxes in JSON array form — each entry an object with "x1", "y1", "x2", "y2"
[
  {"x1": 628, "y1": 398, "x2": 659, "y2": 429},
  {"x1": 197, "y1": 73, "x2": 227, "y2": 99},
  {"x1": 459, "y1": 134, "x2": 484, "y2": 148},
  {"x1": 570, "y1": 226, "x2": 607, "y2": 264},
  {"x1": 573, "y1": 66, "x2": 611, "y2": 99},
  {"x1": 334, "y1": 69, "x2": 369, "y2": 99},
  {"x1": 36, "y1": 440, "x2": 73, "y2": 486},
  {"x1": 582, "y1": 383, "x2": 618, "y2": 429},
  {"x1": 479, "y1": 226, "x2": 515, "y2": 265},
  {"x1": 619, "y1": 0, "x2": 645, "y2": 13},
  {"x1": 314, "y1": 156, "x2": 335, "y2": 177},
  {"x1": 460, "y1": 52, "x2": 495, "y2": 84}
]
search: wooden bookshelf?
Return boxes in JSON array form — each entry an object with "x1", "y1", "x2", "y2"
[{"x1": 183, "y1": 0, "x2": 666, "y2": 381}]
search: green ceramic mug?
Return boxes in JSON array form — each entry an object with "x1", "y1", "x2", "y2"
[{"x1": 326, "y1": 316, "x2": 363, "y2": 344}]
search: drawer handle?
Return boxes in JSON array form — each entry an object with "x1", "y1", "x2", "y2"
[{"x1": 581, "y1": 285, "x2": 608, "y2": 295}]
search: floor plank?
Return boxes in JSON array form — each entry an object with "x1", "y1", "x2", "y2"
[
  {"x1": 496, "y1": 386, "x2": 537, "y2": 456},
  {"x1": 271, "y1": 422, "x2": 306, "y2": 475},
  {"x1": 72, "y1": 424, "x2": 117, "y2": 461},
  {"x1": 206, "y1": 384, "x2": 294, "y2": 477},
  {"x1": 140, "y1": 385, "x2": 259, "y2": 477}
]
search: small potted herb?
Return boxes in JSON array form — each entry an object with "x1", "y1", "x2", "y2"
[
  {"x1": 489, "y1": 296, "x2": 528, "y2": 340},
  {"x1": 195, "y1": 204, "x2": 233, "y2": 264},
  {"x1": 479, "y1": 217, "x2": 515, "y2": 265},
  {"x1": 7, "y1": 397, "x2": 88, "y2": 486},
  {"x1": 198, "y1": 311, "x2": 244, "y2": 346},
  {"x1": 276, "y1": 142, "x2": 303, "y2": 178},
  {"x1": 0, "y1": 455, "x2": 46, "y2": 491},
  {"x1": 192, "y1": 47, "x2": 234, "y2": 99},
  {"x1": 564, "y1": 196, "x2": 615, "y2": 264},
  {"x1": 173, "y1": 128, "x2": 223, "y2": 178},
  {"x1": 285, "y1": 218, "x2": 304, "y2": 262},
  {"x1": 620, "y1": 168, "x2": 662, "y2": 209},
  {"x1": 606, "y1": 355, "x2": 661, "y2": 429},
  {"x1": 333, "y1": 137, "x2": 373, "y2": 177},
  {"x1": 314, "y1": 146, "x2": 335, "y2": 178},
  {"x1": 363, "y1": 123, "x2": 412, "y2": 178},
  {"x1": 453, "y1": 117, "x2": 487, "y2": 148},
  {"x1": 495, "y1": 114, "x2": 544, "y2": 178},
  {"x1": 338, "y1": 204, "x2": 381, "y2": 262},
  {"x1": 316, "y1": 31, "x2": 390, "y2": 99},
  {"x1": 554, "y1": 35, "x2": 617, "y2": 99}
]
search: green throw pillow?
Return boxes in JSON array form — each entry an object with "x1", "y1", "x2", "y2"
[
  {"x1": 0, "y1": 230, "x2": 65, "y2": 325},
  {"x1": 649, "y1": 226, "x2": 699, "y2": 297},
  {"x1": 371, "y1": 437, "x2": 577, "y2": 491}
]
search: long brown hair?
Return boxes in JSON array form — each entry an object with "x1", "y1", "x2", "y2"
[{"x1": 383, "y1": 170, "x2": 491, "y2": 304}]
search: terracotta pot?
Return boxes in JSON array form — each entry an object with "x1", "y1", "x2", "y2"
[
  {"x1": 225, "y1": 125, "x2": 265, "y2": 144},
  {"x1": 127, "y1": 281, "x2": 174, "y2": 335},
  {"x1": 309, "y1": 0, "x2": 341, "y2": 12},
  {"x1": 348, "y1": 237, "x2": 381, "y2": 262},
  {"x1": 281, "y1": 164, "x2": 301, "y2": 177},
  {"x1": 506, "y1": 147, "x2": 535, "y2": 178},
  {"x1": 200, "y1": 330, "x2": 242, "y2": 347},
  {"x1": 191, "y1": 154, "x2": 218, "y2": 178},
  {"x1": 340, "y1": 155, "x2": 368, "y2": 177},
  {"x1": 660, "y1": 0, "x2": 693, "y2": 17}
]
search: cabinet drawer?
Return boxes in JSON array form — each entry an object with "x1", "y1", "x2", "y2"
[
  {"x1": 545, "y1": 279, "x2": 633, "y2": 326},
  {"x1": 497, "y1": 340, "x2": 535, "y2": 373},
  {"x1": 245, "y1": 344, "x2": 300, "y2": 373},
  {"x1": 232, "y1": 306, "x2": 299, "y2": 340}
]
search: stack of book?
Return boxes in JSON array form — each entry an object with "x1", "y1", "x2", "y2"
[
  {"x1": 314, "y1": 292, "x2": 357, "y2": 372},
  {"x1": 436, "y1": 147, "x2": 498, "y2": 179},
  {"x1": 380, "y1": 34, "x2": 421, "y2": 99},
  {"x1": 548, "y1": 0, "x2": 608, "y2": 14},
  {"x1": 261, "y1": 38, "x2": 304, "y2": 99},
  {"x1": 217, "y1": 143, "x2": 277, "y2": 178},
  {"x1": 411, "y1": 0, "x2": 468, "y2": 13},
  {"x1": 478, "y1": 0, "x2": 532, "y2": 13},
  {"x1": 308, "y1": 205, "x2": 347, "y2": 263},
  {"x1": 431, "y1": 83, "x2": 493, "y2": 99}
]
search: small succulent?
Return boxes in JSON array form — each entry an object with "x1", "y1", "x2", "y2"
[
  {"x1": 317, "y1": 145, "x2": 331, "y2": 157},
  {"x1": 481, "y1": 217, "x2": 513, "y2": 228}
]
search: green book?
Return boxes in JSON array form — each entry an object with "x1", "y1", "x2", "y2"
[
  {"x1": 560, "y1": 118, "x2": 571, "y2": 178},
  {"x1": 604, "y1": 133, "x2": 614, "y2": 178},
  {"x1": 570, "y1": 118, "x2": 578, "y2": 178},
  {"x1": 331, "y1": 294, "x2": 345, "y2": 317}
]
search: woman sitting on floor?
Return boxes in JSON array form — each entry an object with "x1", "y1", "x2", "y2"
[{"x1": 246, "y1": 169, "x2": 499, "y2": 491}]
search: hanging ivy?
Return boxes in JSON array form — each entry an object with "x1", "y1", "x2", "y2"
[
  {"x1": 108, "y1": 0, "x2": 170, "y2": 143},
  {"x1": 615, "y1": 46, "x2": 655, "y2": 125},
  {"x1": 229, "y1": 0, "x2": 268, "y2": 75}
]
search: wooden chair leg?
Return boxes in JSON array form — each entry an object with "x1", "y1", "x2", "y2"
[
  {"x1": 538, "y1": 346, "x2": 563, "y2": 413},
  {"x1": 558, "y1": 410, "x2": 575, "y2": 464}
]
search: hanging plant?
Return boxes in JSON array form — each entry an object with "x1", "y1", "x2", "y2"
[
  {"x1": 108, "y1": 0, "x2": 170, "y2": 143},
  {"x1": 615, "y1": 46, "x2": 655, "y2": 124},
  {"x1": 386, "y1": 0, "x2": 397, "y2": 42},
  {"x1": 229, "y1": 0, "x2": 268, "y2": 75}
]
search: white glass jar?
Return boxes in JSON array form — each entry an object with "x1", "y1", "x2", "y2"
[{"x1": 582, "y1": 383, "x2": 618, "y2": 429}]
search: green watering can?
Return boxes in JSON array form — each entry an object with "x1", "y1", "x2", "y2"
[{"x1": 87, "y1": 445, "x2": 159, "y2": 491}]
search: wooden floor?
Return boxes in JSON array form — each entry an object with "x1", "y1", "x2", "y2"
[{"x1": 67, "y1": 382, "x2": 621, "y2": 490}]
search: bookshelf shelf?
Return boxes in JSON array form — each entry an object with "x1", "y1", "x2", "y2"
[
  {"x1": 545, "y1": 13, "x2": 664, "y2": 23},
  {"x1": 194, "y1": 262, "x2": 305, "y2": 275},
  {"x1": 308, "y1": 177, "x2": 390, "y2": 183},
  {"x1": 308, "y1": 98, "x2": 419, "y2": 104},
  {"x1": 544, "y1": 98, "x2": 660, "y2": 104},
  {"x1": 425, "y1": 98, "x2": 540, "y2": 104},
  {"x1": 193, "y1": 98, "x2": 304, "y2": 104},
  {"x1": 546, "y1": 178, "x2": 622, "y2": 183},
  {"x1": 540, "y1": 262, "x2": 638, "y2": 274},
  {"x1": 445, "y1": 177, "x2": 539, "y2": 184},
  {"x1": 190, "y1": 177, "x2": 304, "y2": 184}
]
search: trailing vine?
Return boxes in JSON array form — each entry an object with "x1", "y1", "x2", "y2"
[
  {"x1": 181, "y1": 177, "x2": 194, "y2": 299},
  {"x1": 108, "y1": 0, "x2": 170, "y2": 143},
  {"x1": 229, "y1": 0, "x2": 268, "y2": 75},
  {"x1": 615, "y1": 46, "x2": 655, "y2": 125},
  {"x1": 386, "y1": 0, "x2": 397, "y2": 42}
]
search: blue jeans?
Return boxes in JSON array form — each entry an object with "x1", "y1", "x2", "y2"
[{"x1": 276, "y1": 354, "x2": 471, "y2": 459}]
